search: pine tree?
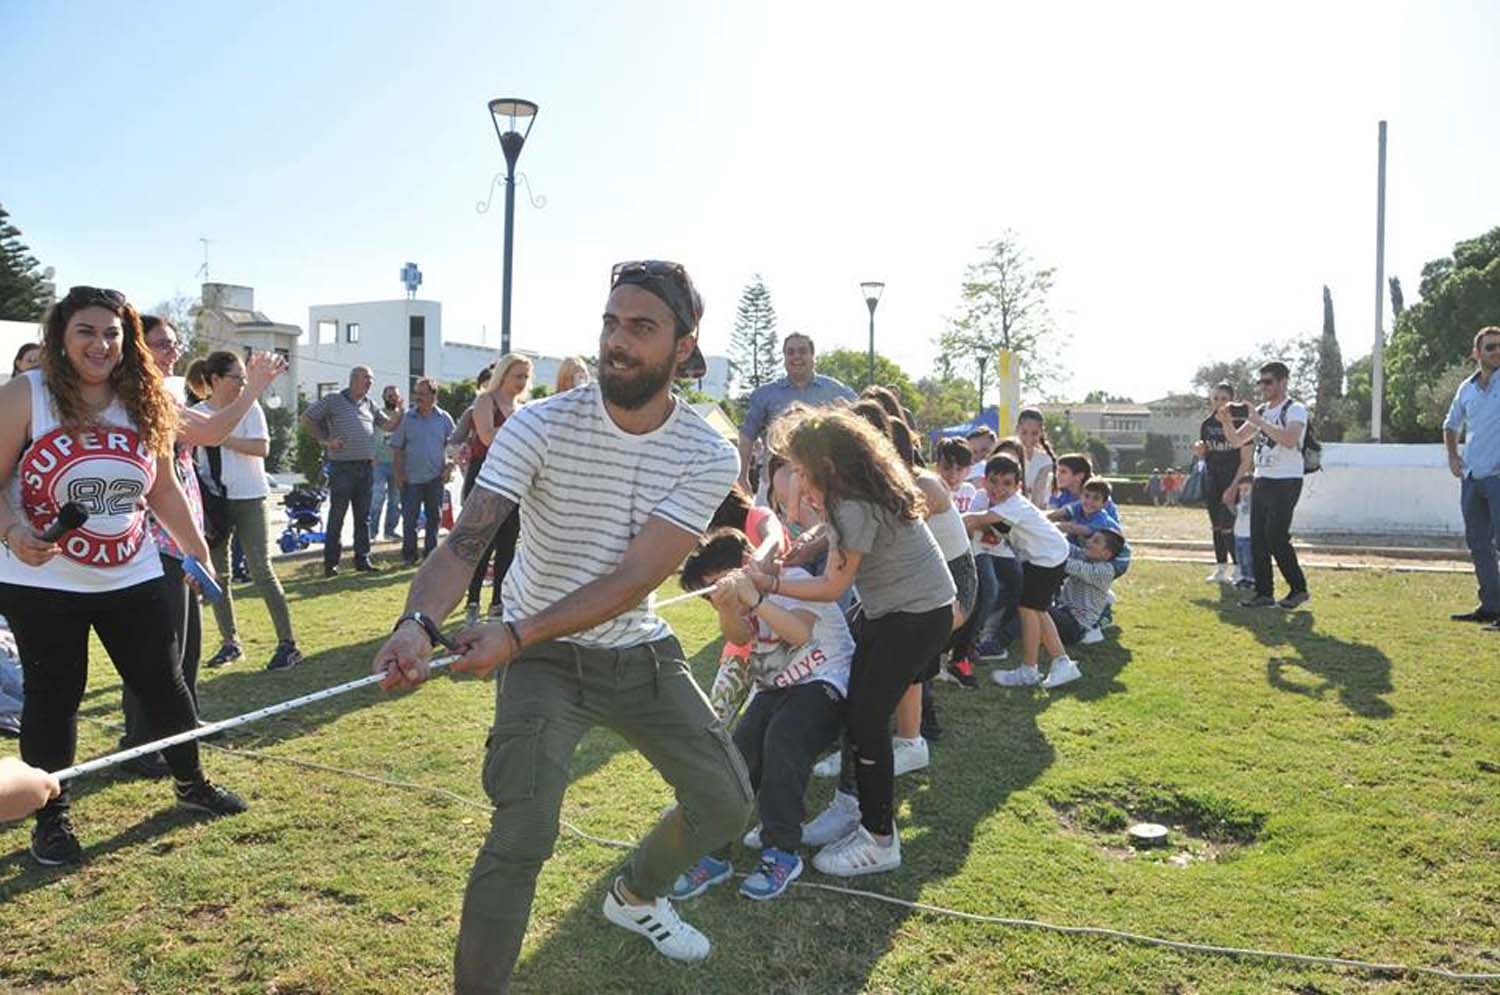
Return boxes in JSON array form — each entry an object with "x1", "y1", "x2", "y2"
[
  {"x1": 729, "y1": 275, "x2": 779, "y2": 393},
  {"x1": 1315, "y1": 284, "x2": 1345, "y2": 441},
  {"x1": 0, "y1": 204, "x2": 50, "y2": 321}
]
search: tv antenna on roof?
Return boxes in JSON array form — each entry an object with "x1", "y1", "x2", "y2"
[{"x1": 196, "y1": 237, "x2": 212, "y2": 282}]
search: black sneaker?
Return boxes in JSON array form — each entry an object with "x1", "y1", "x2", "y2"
[
  {"x1": 354, "y1": 559, "x2": 379, "y2": 573},
  {"x1": 1278, "y1": 591, "x2": 1310, "y2": 610},
  {"x1": 31, "y1": 809, "x2": 83, "y2": 867},
  {"x1": 205, "y1": 642, "x2": 243, "y2": 669},
  {"x1": 1239, "y1": 595, "x2": 1277, "y2": 608},
  {"x1": 947, "y1": 657, "x2": 979, "y2": 689},
  {"x1": 266, "y1": 641, "x2": 303, "y2": 672},
  {"x1": 323, "y1": 564, "x2": 340, "y2": 578},
  {"x1": 1451, "y1": 608, "x2": 1500, "y2": 623},
  {"x1": 120, "y1": 750, "x2": 172, "y2": 780},
  {"x1": 175, "y1": 779, "x2": 249, "y2": 817}
]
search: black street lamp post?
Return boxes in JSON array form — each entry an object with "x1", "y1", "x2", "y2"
[
  {"x1": 487, "y1": 98, "x2": 538, "y2": 356},
  {"x1": 860, "y1": 281, "x2": 884, "y2": 387}
]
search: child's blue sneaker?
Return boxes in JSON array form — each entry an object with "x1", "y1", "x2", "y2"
[
  {"x1": 670, "y1": 855, "x2": 732, "y2": 900},
  {"x1": 739, "y1": 847, "x2": 803, "y2": 901}
]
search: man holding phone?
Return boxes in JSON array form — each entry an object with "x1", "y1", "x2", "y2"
[{"x1": 1215, "y1": 362, "x2": 1310, "y2": 608}]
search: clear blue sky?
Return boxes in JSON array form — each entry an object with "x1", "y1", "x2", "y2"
[{"x1": 3, "y1": 0, "x2": 1498, "y2": 402}]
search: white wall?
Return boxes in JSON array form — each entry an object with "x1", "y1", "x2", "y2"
[
  {"x1": 1294, "y1": 443, "x2": 1463, "y2": 536},
  {"x1": 301, "y1": 300, "x2": 441, "y2": 397}
]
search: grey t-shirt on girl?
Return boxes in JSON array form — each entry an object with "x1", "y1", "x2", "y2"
[{"x1": 830, "y1": 498, "x2": 956, "y2": 619}]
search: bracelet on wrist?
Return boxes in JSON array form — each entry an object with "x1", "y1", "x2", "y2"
[{"x1": 503, "y1": 620, "x2": 524, "y2": 654}]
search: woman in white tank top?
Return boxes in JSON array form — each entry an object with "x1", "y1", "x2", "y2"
[{"x1": 0, "y1": 286, "x2": 248, "y2": 867}]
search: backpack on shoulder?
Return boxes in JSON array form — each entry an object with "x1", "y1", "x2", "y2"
[{"x1": 1259, "y1": 400, "x2": 1322, "y2": 474}]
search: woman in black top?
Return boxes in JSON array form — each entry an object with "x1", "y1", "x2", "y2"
[{"x1": 1199, "y1": 382, "x2": 1251, "y2": 583}]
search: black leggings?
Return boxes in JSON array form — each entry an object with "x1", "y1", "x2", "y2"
[
  {"x1": 1205, "y1": 468, "x2": 1238, "y2": 563},
  {"x1": 841, "y1": 604, "x2": 954, "y2": 836},
  {"x1": 2, "y1": 577, "x2": 203, "y2": 814},
  {"x1": 121, "y1": 554, "x2": 201, "y2": 745},
  {"x1": 462, "y1": 461, "x2": 521, "y2": 612}
]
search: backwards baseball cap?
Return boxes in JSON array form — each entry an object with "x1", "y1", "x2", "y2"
[{"x1": 610, "y1": 260, "x2": 705, "y2": 379}]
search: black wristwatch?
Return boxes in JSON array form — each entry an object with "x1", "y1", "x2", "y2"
[{"x1": 393, "y1": 611, "x2": 455, "y2": 650}]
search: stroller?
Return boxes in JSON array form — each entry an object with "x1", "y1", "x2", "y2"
[{"x1": 277, "y1": 484, "x2": 328, "y2": 554}]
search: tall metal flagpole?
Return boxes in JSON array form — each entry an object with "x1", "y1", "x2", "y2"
[{"x1": 1372, "y1": 120, "x2": 1388, "y2": 442}]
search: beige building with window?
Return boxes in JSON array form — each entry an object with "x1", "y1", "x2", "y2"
[{"x1": 197, "y1": 283, "x2": 299, "y2": 411}]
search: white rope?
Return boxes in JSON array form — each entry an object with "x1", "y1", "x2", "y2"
[{"x1": 190, "y1": 739, "x2": 1500, "y2": 985}]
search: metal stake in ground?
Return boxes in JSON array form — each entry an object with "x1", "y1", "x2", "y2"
[{"x1": 54, "y1": 654, "x2": 461, "y2": 782}]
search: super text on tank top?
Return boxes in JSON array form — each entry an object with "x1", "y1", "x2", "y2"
[{"x1": 18, "y1": 425, "x2": 156, "y2": 567}]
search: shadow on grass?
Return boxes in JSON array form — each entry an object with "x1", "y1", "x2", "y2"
[
  {"x1": 0, "y1": 807, "x2": 207, "y2": 904},
  {"x1": 1196, "y1": 590, "x2": 1394, "y2": 719},
  {"x1": 502, "y1": 640, "x2": 1133, "y2": 994}
]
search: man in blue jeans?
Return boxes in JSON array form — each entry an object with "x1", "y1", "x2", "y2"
[
  {"x1": 368, "y1": 383, "x2": 404, "y2": 542},
  {"x1": 391, "y1": 377, "x2": 455, "y2": 566},
  {"x1": 302, "y1": 366, "x2": 403, "y2": 576},
  {"x1": 1445, "y1": 325, "x2": 1500, "y2": 628}
]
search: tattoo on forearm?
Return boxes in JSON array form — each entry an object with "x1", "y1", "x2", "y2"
[{"x1": 448, "y1": 488, "x2": 515, "y2": 564}]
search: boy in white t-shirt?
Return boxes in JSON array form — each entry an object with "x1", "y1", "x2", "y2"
[
  {"x1": 969, "y1": 455, "x2": 1082, "y2": 690},
  {"x1": 671, "y1": 527, "x2": 853, "y2": 903}
]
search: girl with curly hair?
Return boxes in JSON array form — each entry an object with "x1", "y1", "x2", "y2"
[
  {"x1": 748, "y1": 404, "x2": 955, "y2": 878},
  {"x1": 0, "y1": 287, "x2": 247, "y2": 866}
]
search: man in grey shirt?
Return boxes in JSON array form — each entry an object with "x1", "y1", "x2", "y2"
[
  {"x1": 390, "y1": 377, "x2": 455, "y2": 566},
  {"x1": 302, "y1": 365, "x2": 403, "y2": 576},
  {"x1": 738, "y1": 333, "x2": 856, "y2": 491}
]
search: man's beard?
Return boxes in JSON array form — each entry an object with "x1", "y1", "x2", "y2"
[{"x1": 599, "y1": 347, "x2": 675, "y2": 410}]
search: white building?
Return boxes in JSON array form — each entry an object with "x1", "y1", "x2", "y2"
[
  {"x1": 198, "y1": 283, "x2": 300, "y2": 411},
  {"x1": 302, "y1": 295, "x2": 731, "y2": 400},
  {"x1": 302, "y1": 299, "x2": 442, "y2": 399}
]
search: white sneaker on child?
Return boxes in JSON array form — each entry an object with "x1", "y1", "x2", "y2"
[
  {"x1": 992, "y1": 665, "x2": 1041, "y2": 687},
  {"x1": 812, "y1": 752, "x2": 842, "y2": 779},
  {"x1": 802, "y1": 790, "x2": 861, "y2": 847},
  {"x1": 1080, "y1": 626, "x2": 1105, "y2": 645},
  {"x1": 602, "y1": 877, "x2": 711, "y2": 962},
  {"x1": 813, "y1": 825, "x2": 902, "y2": 878},
  {"x1": 1042, "y1": 656, "x2": 1083, "y2": 689},
  {"x1": 891, "y1": 736, "x2": 929, "y2": 776}
]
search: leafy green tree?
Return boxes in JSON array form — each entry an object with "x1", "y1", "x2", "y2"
[
  {"x1": 1083, "y1": 390, "x2": 1133, "y2": 404},
  {"x1": 814, "y1": 347, "x2": 916, "y2": 403},
  {"x1": 1192, "y1": 336, "x2": 1318, "y2": 403},
  {"x1": 1143, "y1": 432, "x2": 1176, "y2": 470},
  {"x1": 1384, "y1": 227, "x2": 1500, "y2": 440},
  {"x1": 265, "y1": 404, "x2": 295, "y2": 473},
  {"x1": 729, "y1": 275, "x2": 778, "y2": 394},
  {"x1": 293, "y1": 393, "x2": 326, "y2": 485},
  {"x1": 912, "y1": 375, "x2": 979, "y2": 433},
  {"x1": 1315, "y1": 285, "x2": 1345, "y2": 441},
  {"x1": 936, "y1": 231, "x2": 1062, "y2": 399},
  {"x1": 1084, "y1": 437, "x2": 1112, "y2": 473},
  {"x1": 437, "y1": 380, "x2": 476, "y2": 422},
  {"x1": 0, "y1": 204, "x2": 50, "y2": 321}
]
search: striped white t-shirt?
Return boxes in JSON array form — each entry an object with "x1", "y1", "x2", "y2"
[{"x1": 476, "y1": 383, "x2": 740, "y2": 648}]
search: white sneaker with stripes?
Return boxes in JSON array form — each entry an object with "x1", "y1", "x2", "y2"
[
  {"x1": 601, "y1": 878, "x2": 711, "y2": 962},
  {"x1": 813, "y1": 825, "x2": 901, "y2": 878}
]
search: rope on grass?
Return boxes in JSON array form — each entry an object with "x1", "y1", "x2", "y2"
[{"x1": 190, "y1": 740, "x2": 1500, "y2": 986}]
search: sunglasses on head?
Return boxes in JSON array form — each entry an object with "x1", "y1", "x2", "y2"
[
  {"x1": 65, "y1": 286, "x2": 126, "y2": 308},
  {"x1": 610, "y1": 260, "x2": 699, "y2": 334}
]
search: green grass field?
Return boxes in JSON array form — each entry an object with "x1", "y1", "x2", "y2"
[{"x1": 2, "y1": 559, "x2": 1498, "y2": 994}]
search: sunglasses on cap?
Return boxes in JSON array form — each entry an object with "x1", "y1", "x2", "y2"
[
  {"x1": 610, "y1": 260, "x2": 701, "y2": 335},
  {"x1": 65, "y1": 286, "x2": 127, "y2": 308},
  {"x1": 610, "y1": 260, "x2": 707, "y2": 380}
]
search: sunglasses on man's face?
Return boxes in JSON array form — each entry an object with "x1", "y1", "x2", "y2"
[{"x1": 1258, "y1": 377, "x2": 1277, "y2": 386}]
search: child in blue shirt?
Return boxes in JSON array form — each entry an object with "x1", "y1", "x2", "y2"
[
  {"x1": 1049, "y1": 479, "x2": 1122, "y2": 545},
  {"x1": 1049, "y1": 453, "x2": 1093, "y2": 510}
]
